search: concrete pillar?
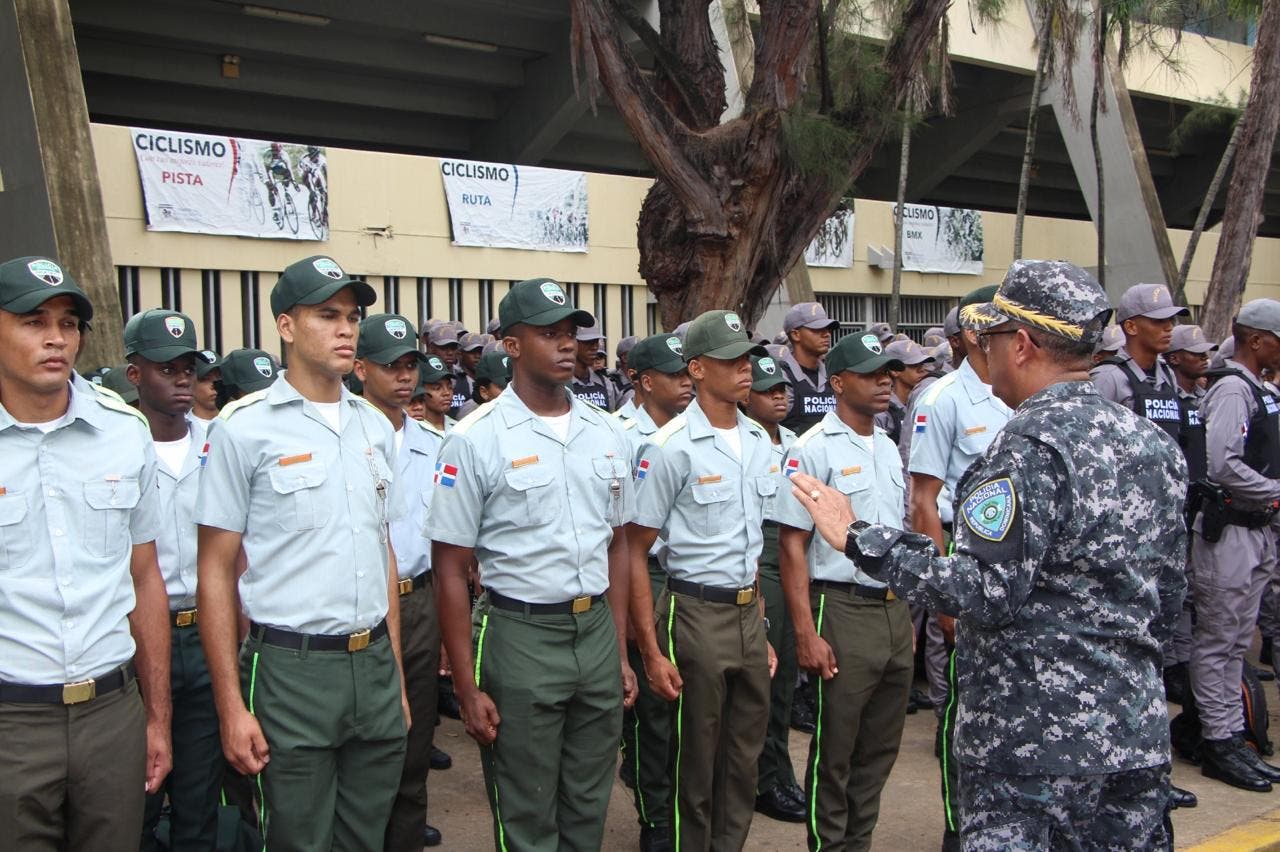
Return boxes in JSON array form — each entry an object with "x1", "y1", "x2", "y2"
[{"x1": 0, "y1": 0, "x2": 123, "y2": 370}]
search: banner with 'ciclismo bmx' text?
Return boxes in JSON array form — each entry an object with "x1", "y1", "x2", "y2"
[
  {"x1": 893, "y1": 203, "x2": 984, "y2": 275},
  {"x1": 440, "y1": 159, "x2": 588, "y2": 252}
]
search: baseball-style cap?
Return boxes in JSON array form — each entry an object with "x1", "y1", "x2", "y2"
[
  {"x1": 943, "y1": 306, "x2": 962, "y2": 338},
  {"x1": 616, "y1": 335, "x2": 639, "y2": 358},
  {"x1": 123, "y1": 309, "x2": 201, "y2": 363},
  {"x1": 783, "y1": 302, "x2": 839, "y2": 333},
  {"x1": 427, "y1": 324, "x2": 460, "y2": 346},
  {"x1": 1210, "y1": 336, "x2": 1236, "y2": 370},
  {"x1": 1238, "y1": 300, "x2": 1280, "y2": 336},
  {"x1": 219, "y1": 349, "x2": 280, "y2": 394},
  {"x1": 683, "y1": 310, "x2": 767, "y2": 361},
  {"x1": 867, "y1": 322, "x2": 894, "y2": 344},
  {"x1": 475, "y1": 350, "x2": 512, "y2": 388},
  {"x1": 1094, "y1": 325, "x2": 1125, "y2": 355},
  {"x1": 0, "y1": 256, "x2": 94, "y2": 321},
  {"x1": 957, "y1": 285, "x2": 1002, "y2": 332},
  {"x1": 988, "y1": 260, "x2": 1112, "y2": 345},
  {"x1": 885, "y1": 339, "x2": 935, "y2": 366},
  {"x1": 765, "y1": 343, "x2": 788, "y2": 362},
  {"x1": 498, "y1": 277, "x2": 593, "y2": 334},
  {"x1": 1116, "y1": 283, "x2": 1189, "y2": 323},
  {"x1": 931, "y1": 342, "x2": 953, "y2": 363},
  {"x1": 1168, "y1": 324, "x2": 1216, "y2": 354},
  {"x1": 270, "y1": 256, "x2": 376, "y2": 318},
  {"x1": 419, "y1": 354, "x2": 452, "y2": 384},
  {"x1": 459, "y1": 332, "x2": 487, "y2": 352},
  {"x1": 629, "y1": 334, "x2": 687, "y2": 375},
  {"x1": 825, "y1": 331, "x2": 905, "y2": 375},
  {"x1": 194, "y1": 350, "x2": 221, "y2": 379},
  {"x1": 576, "y1": 322, "x2": 605, "y2": 342},
  {"x1": 485, "y1": 317, "x2": 501, "y2": 336},
  {"x1": 358, "y1": 313, "x2": 426, "y2": 365},
  {"x1": 750, "y1": 354, "x2": 788, "y2": 392},
  {"x1": 100, "y1": 366, "x2": 138, "y2": 405}
]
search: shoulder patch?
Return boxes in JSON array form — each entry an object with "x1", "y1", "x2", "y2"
[
  {"x1": 451, "y1": 399, "x2": 498, "y2": 436},
  {"x1": 89, "y1": 383, "x2": 149, "y2": 425},
  {"x1": 652, "y1": 415, "x2": 688, "y2": 447},
  {"x1": 792, "y1": 419, "x2": 826, "y2": 449},
  {"x1": 961, "y1": 477, "x2": 1017, "y2": 542},
  {"x1": 921, "y1": 370, "x2": 962, "y2": 407},
  {"x1": 218, "y1": 388, "x2": 269, "y2": 420}
]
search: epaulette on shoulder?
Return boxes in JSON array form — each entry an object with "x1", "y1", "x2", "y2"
[
  {"x1": 89, "y1": 383, "x2": 149, "y2": 425},
  {"x1": 920, "y1": 370, "x2": 961, "y2": 407},
  {"x1": 652, "y1": 415, "x2": 688, "y2": 447},
  {"x1": 452, "y1": 399, "x2": 498, "y2": 436},
  {"x1": 218, "y1": 388, "x2": 269, "y2": 420},
  {"x1": 792, "y1": 420, "x2": 826, "y2": 450}
]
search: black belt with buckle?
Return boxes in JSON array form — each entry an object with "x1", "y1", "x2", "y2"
[
  {"x1": 0, "y1": 661, "x2": 136, "y2": 705},
  {"x1": 398, "y1": 573, "x2": 430, "y2": 597},
  {"x1": 812, "y1": 579, "x2": 897, "y2": 602},
  {"x1": 488, "y1": 590, "x2": 602, "y2": 615},
  {"x1": 250, "y1": 620, "x2": 388, "y2": 653},
  {"x1": 172, "y1": 608, "x2": 198, "y2": 628},
  {"x1": 667, "y1": 577, "x2": 756, "y2": 606}
]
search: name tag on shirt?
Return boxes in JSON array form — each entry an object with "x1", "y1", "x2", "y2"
[
  {"x1": 963, "y1": 425, "x2": 987, "y2": 436},
  {"x1": 279, "y1": 453, "x2": 313, "y2": 466},
  {"x1": 697, "y1": 474, "x2": 722, "y2": 485},
  {"x1": 511, "y1": 455, "x2": 539, "y2": 468},
  {"x1": 840, "y1": 465, "x2": 862, "y2": 476}
]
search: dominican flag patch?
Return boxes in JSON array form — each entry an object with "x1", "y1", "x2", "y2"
[
  {"x1": 784, "y1": 458, "x2": 801, "y2": 478},
  {"x1": 914, "y1": 414, "x2": 928, "y2": 434},
  {"x1": 635, "y1": 458, "x2": 651, "y2": 481},
  {"x1": 199, "y1": 442, "x2": 210, "y2": 466},
  {"x1": 434, "y1": 462, "x2": 458, "y2": 488}
]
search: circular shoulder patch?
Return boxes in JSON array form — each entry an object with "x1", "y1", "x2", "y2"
[
  {"x1": 540, "y1": 281, "x2": 566, "y2": 305},
  {"x1": 961, "y1": 478, "x2": 1017, "y2": 542},
  {"x1": 861, "y1": 333, "x2": 883, "y2": 354},
  {"x1": 27, "y1": 259, "x2": 64, "y2": 286},
  {"x1": 312, "y1": 257, "x2": 345, "y2": 280}
]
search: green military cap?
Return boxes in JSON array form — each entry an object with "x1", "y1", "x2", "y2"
[
  {"x1": 270, "y1": 255, "x2": 376, "y2": 318},
  {"x1": 219, "y1": 348, "x2": 280, "y2": 394},
  {"x1": 957, "y1": 285, "x2": 1002, "y2": 332},
  {"x1": 825, "y1": 331, "x2": 905, "y2": 375},
  {"x1": 475, "y1": 350, "x2": 512, "y2": 388},
  {"x1": 123, "y1": 309, "x2": 201, "y2": 363},
  {"x1": 497, "y1": 277, "x2": 593, "y2": 334},
  {"x1": 628, "y1": 333, "x2": 686, "y2": 375},
  {"x1": 419, "y1": 354, "x2": 452, "y2": 384},
  {"x1": 0, "y1": 256, "x2": 94, "y2": 321},
  {"x1": 194, "y1": 349, "x2": 221, "y2": 379},
  {"x1": 750, "y1": 354, "x2": 788, "y2": 392},
  {"x1": 986, "y1": 260, "x2": 1113, "y2": 345},
  {"x1": 100, "y1": 366, "x2": 138, "y2": 405},
  {"x1": 358, "y1": 313, "x2": 426, "y2": 365},
  {"x1": 683, "y1": 310, "x2": 767, "y2": 361}
]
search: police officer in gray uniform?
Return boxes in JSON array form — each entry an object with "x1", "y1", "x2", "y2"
[
  {"x1": 0, "y1": 256, "x2": 172, "y2": 851},
  {"x1": 778, "y1": 302, "x2": 840, "y2": 435},
  {"x1": 1187, "y1": 300, "x2": 1280, "y2": 791},
  {"x1": 572, "y1": 323, "x2": 621, "y2": 411},
  {"x1": 197, "y1": 255, "x2": 409, "y2": 851},
  {"x1": 790, "y1": 260, "x2": 1187, "y2": 849},
  {"x1": 427, "y1": 277, "x2": 637, "y2": 852}
]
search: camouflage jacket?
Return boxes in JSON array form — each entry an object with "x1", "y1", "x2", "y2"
[{"x1": 851, "y1": 381, "x2": 1187, "y2": 774}]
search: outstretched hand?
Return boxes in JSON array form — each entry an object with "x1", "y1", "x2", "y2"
[{"x1": 789, "y1": 472, "x2": 856, "y2": 552}]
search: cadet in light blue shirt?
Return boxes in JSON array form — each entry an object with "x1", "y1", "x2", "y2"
[
  {"x1": 427, "y1": 277, "x2": 636, "y2": 852},
  {"x1": 196, "y1": 255, "x2": 408, "y2": 851},
  {"x1": 627, "y1": 310, "x2": 774, "y2": 852},
  {"x1": 772, "y1": 331, "x2": 912, "y2": 849},
  {"x1": 0, "y1": 256, "x2": 171, "y2": 852}
]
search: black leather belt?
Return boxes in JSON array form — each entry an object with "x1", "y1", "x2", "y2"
[
  {"x1": 250, "y1": 620, "x2": 388, "y2": 652},
  {"x1": 172, "y1": 608, "x2": 198, "y2": 628},
  {"x1": 667, "y1": 577, "x2": 756, "y2": 605},
  {"x1": 812, "y1": 579, "x2": 897, "y2": 602},
  {"x1": 398, "y1": 573, "x2": 430, "y2": 596},
  {"x1": 487, "y1": 590, "x2": 602, "y2": 615},
  {"x1": 1226, "y1": 506, "x2": 1277, "y2": 529},
  {"x1": 0, "y1": 662, "x2": 136, "y2": 705}
]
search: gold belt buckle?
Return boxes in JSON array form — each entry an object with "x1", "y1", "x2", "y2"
[
  {"x1": 63, "y1": 678, "x2": 96, "y2": 705},
  {"x1": 175, "y1": 608, "x2": 198, "y2": 627},
  {"x1": 736, "y1": 588, "x2": 754, "y2": 606},
  {"x1": 347, "y1": 629, "x2": 371, "y2": 652},
  {"x1": 885, "y1": 590, "x2": 896, "y2": 602},
  {"x1": 398, "y1": 578, "x2": 414, "y2": 596},
  {"x1": 571, "y1": 595, "x2": 592, "y2": 614}
]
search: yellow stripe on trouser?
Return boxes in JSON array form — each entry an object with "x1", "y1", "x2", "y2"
[
  {"x1": 667, "y1": 595, "x2": 682, "y2": 852},
  {"x1": 807, "y1": 594, "x2": 827, "y2": 851},
  {"x1": 247, "y1": 651, "x2": 267, "y2": 851},
  {"x1": 474, "y1": 613, "x2": 509, "y2": 852}
]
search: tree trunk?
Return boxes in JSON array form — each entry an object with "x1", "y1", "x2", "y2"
[
  {"x1": 891, "y1": 107, "x2": 913, "y2": 332},
  {"x1": 1199, "y1": 0, "x2": 1280, "y2": 342},
  {"x1": 1172, "y1": 116, "x2": 1242, "y2": 307},
  {"x1": 1012, "y1": 6, "x2": 1053, "y2": 261},
  {"x1": 1090, "y1": 12, "x2": 1106, "y2": 289}
]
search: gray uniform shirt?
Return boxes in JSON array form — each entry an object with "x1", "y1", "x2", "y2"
[
  {"x1": 1090, "y1": 345, "x2": 1179, "y2": 409},
  {"x1": 155, "y1": 416, "x2": 207, "y2": 610},
  {"x1": 1203, "y1": 358, "x2": 1280, "y2": 508},
  {"x1": 196, "y1": 375, "x2": 400, "y2": 634},
  {"x1": 426, "y1": 387, "x2": 635, "y2": 603},
  {"x1": 391, "y1": 417, "x2": 445, "y2": 580},
  {"x1": 634, "y1": 399, "x2": 774, "y2": 588},
  {"x1": 0, "y1": 376, "x2": 161, "y2": 683}
]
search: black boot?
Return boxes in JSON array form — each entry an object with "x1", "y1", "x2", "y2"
[
  {"x1": 1235, "y1": 735, "x2": 1280, "y2": 782},
  {"x1": 1201, "y1": 736, "x2": 1273, "y2": 791},
  {"x1": 1262, "y1": 637, "x2": 1274, "y2": 668},
  {"x1": 1163, "y1": 663, "x2": 1190, "y2": 705},
  {"x1": 1167, "y1": 784, "x2": 1198, "y2": 809}
]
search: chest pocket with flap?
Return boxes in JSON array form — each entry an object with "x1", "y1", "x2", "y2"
[{"x1": 268, "y1": 462, "x2": 329, "y2": 531}]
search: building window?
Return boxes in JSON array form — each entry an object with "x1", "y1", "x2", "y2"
[
  {"x1": 240, "y1": 271, "x2": 260, "y2": 348},
  {"x1": 117, "y1": 266, "x2": 140, "y2": 320},
  {"x1": 161, "y1": 268, "x2": 181, "y2": 311},
  {"x1": 621, "y1": 286, "x2": 635, "y2": 338},
  {"x1": 593, "y1": 283, "x2": 607, "y2": 331},
  {"x1": 201, "y1": 270, "x2": 222, "y2": 352},
  {"x1": 449, "y1": 278, "x2": 463, "y2": 322},
  {"x1": 416, "y1": 277, "x2": 432, "y2": 328},
  {"x1": 383, "y1": 276, "x2": 400, "y2": 315},
  {"x1": 869, "y1": 295, "x2": 956, "y2": 343},
  {"x1": 479, "y1": 279, "x2": 495, "y2": 331}
]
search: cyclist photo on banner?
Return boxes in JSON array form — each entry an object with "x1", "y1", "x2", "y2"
[{"x1": 299, "y1": 145, "x2": 329, "y2": 240}]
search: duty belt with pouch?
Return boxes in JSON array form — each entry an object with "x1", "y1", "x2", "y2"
[{"x1": 1190, "y1": 480, "x2": 1279, "y2": 542}]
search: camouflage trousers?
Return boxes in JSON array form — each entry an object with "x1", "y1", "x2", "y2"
[{"x1": 960, "y1": 764, "x2": 1170, "y2": 852}]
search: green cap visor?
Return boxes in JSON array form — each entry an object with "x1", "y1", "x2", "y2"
[
  {"x1": 358, "y1": 313, "x2": 427, "y2": 365},
  {"x1": 0, "y1": 256, "x2": 94, "y2": 322},
  {"x1": 123, "y1": 309, "x2": 201, "y2": 363}
]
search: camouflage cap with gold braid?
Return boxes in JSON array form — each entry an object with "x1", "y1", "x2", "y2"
[{"x1": 986, "y1": 260, "x2": 1112, "y2": 345}]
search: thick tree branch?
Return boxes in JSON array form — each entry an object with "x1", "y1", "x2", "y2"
[
  {"x1": 604, "y1": 0, "x2": 718, "y2": 125},
  {"x1": 747, "y1": 0, "x2": 820, "y2": 111},
  {"x1": 656, "y1": 0, "x2": 727, "y2": 128}
]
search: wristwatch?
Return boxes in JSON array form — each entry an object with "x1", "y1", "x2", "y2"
[{"x1": 843, "y1": 520, "x2": 874, "y2": 561}]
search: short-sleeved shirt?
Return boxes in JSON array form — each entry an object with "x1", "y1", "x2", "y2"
[
  {"x1": 426, "y1": 387, "x2": 635, "y2": 603},
  {"x1": 633, "y1": 399, "x2": 775, "y2": 588},
  {"x1": 155, "y1": 416, "x2": 207, "y2": 610},
  {"x1": 772, "y1": 412, "x2": 904, "y2": 586},
  {"x1": 0, "y1": 376, "x2": 162, "y2": 683},
  {"x1": 391, "y1": 417, "x2": 445, "y2": 580},
  {"x1": 908, "y1": 359, "x2": 1011, "y2": 519},
  {"x1": 196, "y1": 374, "x2": 400, "y2": 634}
]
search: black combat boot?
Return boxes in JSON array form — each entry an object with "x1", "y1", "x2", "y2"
[
  {"x1": 1201, "y1": 736, "x2": 1273, "y2": 791},
  {"x1": 1234, "y1": 735, "x2": 1280, "y2": 782}
]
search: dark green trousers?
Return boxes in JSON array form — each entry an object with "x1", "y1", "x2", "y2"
[
  {"x1": 142, "y1": 622, "x2": 223, "y2": 852},
  {"x1": 622, "y1": 557, "x2": 674, "y2": 829},
  {"x1": 757, "y1": 522, "x2": 799, "y2": 794},
  {"x1": 659, "y1": 586, "x2": 770, "y2": 852},
  {"x1": 385, "y1": 580, "x2": 441, "y2": 852},
  {"x1": 0, "y1": 676, "x2": 146, "y2": 852},
  {"x1": 804, "y1": 589, "x2": 912, "y2": 852},
  {"x1": 472, "y1": 593, "x2": 623, "y2": 852},
  {"x1": 938, "y1": 648, "x2": 962, "y2": 844},
  {"x1": 240, "y1": 631, "x2": 406, "y2": 852}
]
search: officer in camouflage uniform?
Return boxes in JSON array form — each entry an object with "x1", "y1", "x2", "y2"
[{"x1": 788, "y1": 260, "x2": 1187, "y2": 850}]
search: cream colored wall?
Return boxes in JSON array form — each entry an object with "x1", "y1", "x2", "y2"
[{"x1": 93, "y1": 121, "x2": 1280, "y2": 354}]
